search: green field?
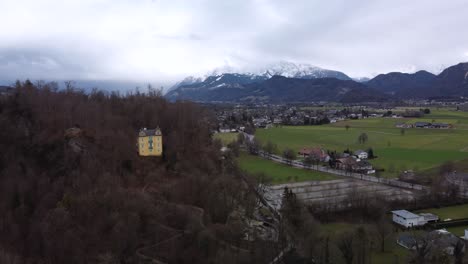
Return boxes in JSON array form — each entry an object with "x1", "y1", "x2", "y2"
[
  {"x1": 237, "y1": 153, "x2": 338, "y2": 184},
  {"x1": 214, "y1": 132, "x2": 238, "y2": 145},
  {"x1": 321, "y1": 222, "x2": 409, "y2": 264},
  {"x1": 416, "y1": 203, "x2": 468, "y2": 220},
  {"x1": 416, "y1": 203, "x2": 468, "y2": 237},
  {"x1": 256, "y1": 110, "x2": 468, "y2": 178}
]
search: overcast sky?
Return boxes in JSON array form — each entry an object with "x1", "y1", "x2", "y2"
[{"x1": 1, "y1": 0, "x2": 468, "y2": 86}]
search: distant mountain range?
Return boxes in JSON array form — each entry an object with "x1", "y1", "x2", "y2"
[
  {"x1": 167, "y1": 61, "x2": 351, "y2": 93},
  {"x1": 166, "y1": 61, "x2": 468, "y2": 103}
]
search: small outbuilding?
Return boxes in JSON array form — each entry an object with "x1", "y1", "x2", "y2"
[{"x1": 391, "y1": 210, "x2": 426, "y2": 228}]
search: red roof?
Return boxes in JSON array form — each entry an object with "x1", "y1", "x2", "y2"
[{"x1": 298, "y1": 147, "x2": 327, "y2": 159}]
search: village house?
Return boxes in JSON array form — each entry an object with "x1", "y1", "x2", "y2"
[
  {"x1": 356, "y1": 160, "x2": 374, "y2": 173},
  {"x1": 431, "y1": 122, "x2": 451, "y2": 129},
  {"x1": 335, "y1": 156, "x2": 374, "y2": 173},
  {"x1": 395, "y1": 122, "x2": 413, "y2": 128},
  {"x1": 335, "y1": 157, "x2": 356, "y2": 171},
  {"x1": 354, "y1": 150, "x2": 368, "y2": 159},
  {"x1": 399, "y1": 170, "x2": 416, "y2": 182},
  {"x1": 414, "y1": 121, "x2": 431, "y2": 128},
  {"x1": 273, "y1": 118, "x2": 282, "y2": 125},
  {"x1": 219, "y1": 127, "x2": 231, "y2": 133},
  {"x1": 397, "y1": 229, "x2": 465, "y2": 255},
  {"x1": 298, "y1": 147, "x2": 330, "y2": 162},
  {"x1": 405, "y1": 121, "x2": 451, "y2": 129},
  {"x1": 396, "y1": 233, "x2": 416, "y2": 249}
]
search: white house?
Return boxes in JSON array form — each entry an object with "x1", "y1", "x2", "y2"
[
  {"x1": 392, "y1": 210, "x2": 426, "y2": 228},
  {"x1": 354, "y1": 150, "x2": 368, "y2": 159}
]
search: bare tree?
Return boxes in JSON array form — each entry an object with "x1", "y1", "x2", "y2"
[
  {"x1": 247, "y1": 137, "x2": 262, "y2": 155},
  {"x1": 358, "y1": 133, "x2": 368, "y2": 144},
  {"x1": 337, "y1": 232, "x2": 354, "y2": 264},
  {"x1": 355, "y1": 226, "x2": 370, "y2": 264},
  {"x1": 236, "y1": 133, "x2": 245, "y2": 145},
  {"x1": 263, "y1": 140, "x2": 278, "y2": 159},
  {"x1": 282, "y1": 148, "x2": 297, "y2": 166},
  {"x1": 303, "y1": 155, "x2": 313, "y2": 169},
  {"x1": 453, "y1": 239, "x2": 465, "y2": 264},
  {"x1": 373, "y1": 216, "x2": 392, "y2": 252},
  {"x1": 410, "y1": 233, "x2": 432, "y2": 264}
]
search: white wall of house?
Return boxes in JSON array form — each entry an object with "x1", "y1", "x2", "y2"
[
  {"x1": 392, "y1": 213, "x2": 425, "y2": 228},
  {"x1": 357, "y1": 152, "x2": 368, "y2": 159}
]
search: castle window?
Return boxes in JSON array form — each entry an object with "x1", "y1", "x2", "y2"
[{"x1": 148, "y1": 136, "x2": 153, "y2": 149}]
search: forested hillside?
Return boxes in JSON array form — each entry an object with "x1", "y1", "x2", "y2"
[{"x1": 0, "y1": 81, "x2": 266, "y2": 264}]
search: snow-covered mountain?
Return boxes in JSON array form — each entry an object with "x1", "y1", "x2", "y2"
[
  {"x1": 169, "y1": 76, "x2": 204, "y2": 92},
  {"x1": 353, "y1": 77, "x2": 371, "y2": 83},
  {"x1": 167, "y1": 61, "x2": 351, "y2": 94},
  {"x1": 257, "y1": 61, "x2": 351, "y2": 80}
]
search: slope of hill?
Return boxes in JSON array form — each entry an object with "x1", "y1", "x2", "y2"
[
  {"x1": 242, "y1": 76, "x2": 387, "y2": 103},
  {"x1": 0, "y1": 82, "x2": 264, "y2": 264},
  {"x1": 167, "y1": 75, "x2": 387, "y2": 103},
  {"x1": 366, "y1": 70, "x2": 436, "y2": 98},
  {"x1": 430, "y1": 62, "x2": 468, "y2": 97},
  {"x1": 166, "y1": 73, "x2": 267, "y2": 101}
]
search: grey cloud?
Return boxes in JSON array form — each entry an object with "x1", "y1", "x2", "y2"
[
  {"x1": 0, "y1": 49, "x2": 87, "y2": 80},
  {"x1": 0, "y1": 0, "x2": 467, "y2": 84}
]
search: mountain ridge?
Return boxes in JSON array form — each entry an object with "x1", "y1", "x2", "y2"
[
  {"x1": 366, "y1": 70, "x2": 436, "y2": 98},
  {"x1": 167, "y1": 61, "x2": 352, "y2": 93},
  {"x1": 166, "y1": 75, "x2": 387, "y2": 103}
]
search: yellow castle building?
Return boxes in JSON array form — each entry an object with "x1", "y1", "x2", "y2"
[{"x1": 138, "y1": 127, "x2": 163, "y2": 156}]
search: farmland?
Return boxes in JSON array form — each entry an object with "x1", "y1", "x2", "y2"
[
  {"x1": 237, "y1": 153, "x2": 338, "y2": 184},
  {"x1": 256, "y1": 110, "x2": 468, "y2": 178},
  {"x1": 214, "y1": 132, "x2": 238, "y2": 145},
  {"x1": 416, "y1": 203, "x2": 468, "y2": 220}
]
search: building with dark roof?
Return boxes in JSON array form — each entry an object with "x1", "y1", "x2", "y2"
[
  {"x1": 138, "y1": 127, "x2": 163, "y2": 156},
  {"x1": 414, "y1": 122, "x2": 431, "y2": 128}
]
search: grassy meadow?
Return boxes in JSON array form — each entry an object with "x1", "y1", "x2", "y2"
[
  {"x1": 237, "y1": 153, "x2": 338, "y2": 184},
  {"x1": 214, "y1": 132, "x2": 239, "y2": 145},
  {"x1": 256, "y1": 110, "x2": 468, "y2": 178},
  {"x1": 416, "y1": 203, "x2": 468, "y2": 220},
  {"x1": 321, "y1": 222, "x2": 410, "y2": 264}
]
